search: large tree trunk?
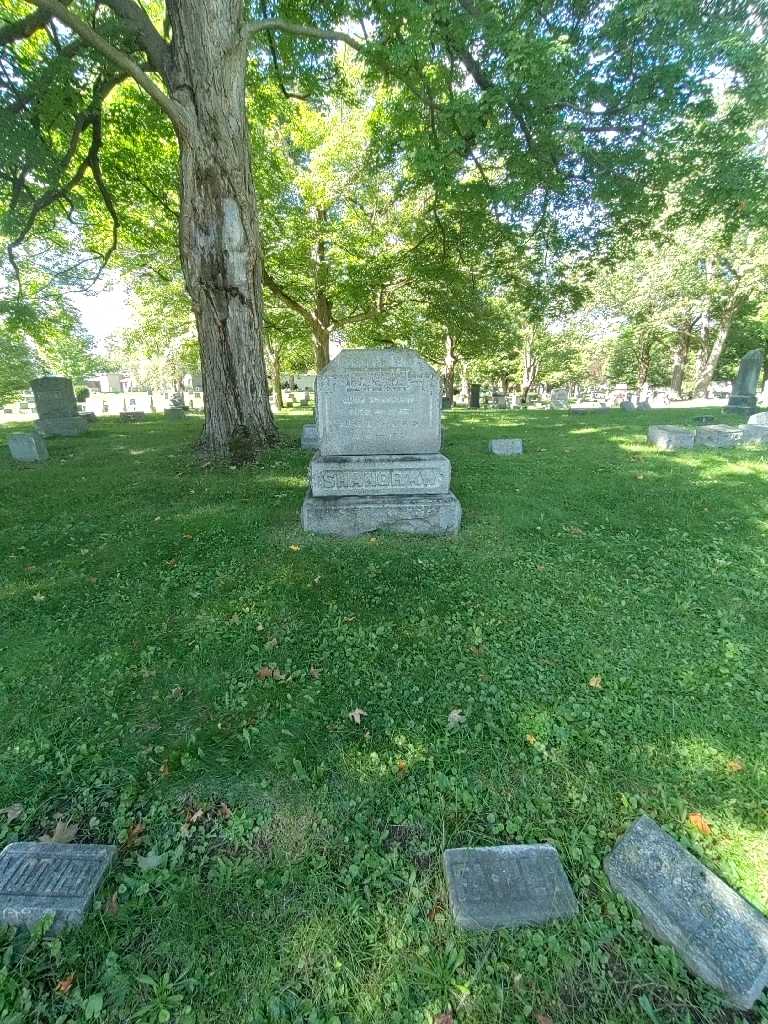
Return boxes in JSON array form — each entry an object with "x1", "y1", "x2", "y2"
[
  {"x1": 167, "y1": 0, "x2": 277, "y2": 461},
  {"x1": 693, "y1": 304, "x2": 739, "y2": 397},
  {"x1": 521, "y1": 336, "x2": 539, "y2": 406},
  {"x1": 670, "y1": 327, "x2": 690, "y2": 398},
  {"x1": 637, "y1": 337, "x2": 651, "y2": 387},
  {"x1": 444, "y1": 331, "x2": 455, "y2": 406},
  {"x1": 312, "y1": 212, "x2": 331, "y2": 372},
  {"x1": 268, "y1": 345, "x2": 283, "y2": 410}
]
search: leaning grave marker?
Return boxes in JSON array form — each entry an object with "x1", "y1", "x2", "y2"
[
  {"x1": 443, "y1": 844, "x2": 577, "y2": 930},
  {"x1": 0, "y1": 842, "x2": 116, "y2": 934},
  {"x1": 31, "y1": 376, "x2": 88, "y2": 437},
  {"x1": 8, "y1": 432, "x2": 48, "y2": 463},
  {"x1": 301, "y1": 348, "x2": 461, "y2": 537},
  {"x1": 605, "y1": 816, "x2": 768, "y2": 1010}
]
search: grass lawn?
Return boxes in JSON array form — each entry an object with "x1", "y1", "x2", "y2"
[{"x1": 1, "y1": 407, "x2": 767, "y2": 1024}]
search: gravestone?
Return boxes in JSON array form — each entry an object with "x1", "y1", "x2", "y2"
[
  {"x1": 300, "y1": 423, "x2": 320, "y2": 450},
  {"x1": 443, "y1": 844, "x2": 577, "y2": 930},
  {"x1": 8, "y1": 432, "x2": 48, "y2": 463},
  {"x1": 31, "y1": 377, "x2": 88, "y2": 437},
  {"x1": 302, "y1": 349, "x2": 461, "y2": 536},
  {"x1": 507, "y1": 394, "x2": 520, "y2": 409},
  {"x1": 605, "y1": 816, "x2": 768, "y2": 1010},
  {"x1": 164, "y1": 392, "x2": 187, "y2": 418},
  {"x1": 647, "y1": 425, "x2": 695, "y2": 450},
  {"x1": 0, "y1": 842, "x2": 116, "y2": 935},
  {"x1": 469, "y1": 384, "x2": 481, "y2": 409},
  {"x1": 747, "y1": 411, "x2": 768, "y2": 426},
  {"x1": 695, "y1": 424, "x2": 744, "y2": 448},
  {"x1": 119, "y1": 411, "x2": 146, "y2": 422},
  {"x1": 550, "y1": 388, "x2": 569, "y2": 410},
  {"x1": 489, "y1": 438, "x2": 523, "y2": 455},
  {"x1": 742, "y1": 424, "x2": 768, "y2": 445},
  {"x1": 727, "y1": 348, "x2": 764, "y2": 414},
  {"x1": 620, "y1": 400, "x2": 636, "y2": 412}
]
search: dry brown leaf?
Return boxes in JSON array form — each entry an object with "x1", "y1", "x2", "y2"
[
  {"x1": 309, "y1": 665, "x2": 321, "y2": 680},
  {"x1": 183, "y1": 533, "x2": 193, "y2": 540},
  {"x1": 727, "y1": 758, "x2": 745, "y2": 773},
  {"x1": 433, "y1": 1014, "x2": 454, "y2": 1024},
  {"x1": 469, "y1": 644, "x2": 482, "y2": 656},
  {"x1": 526, "y1": 733, "x2": 537, "y2": 745},
  {"x1": 427, "y1": 899, "x2": 444, "y2": 921},
  {"x1": 55, "y1": 975, "x2": 75, "y2": 995},
  {"x1": 588, "y1": 675, "x2": 603, "y2": 689},
  {"x1": 348, "y1": 708, "x2": 367, "y2": 725},
  {"x1": 688, "y1": 811, "x2": 712, "y2": 836},
  {"x1": 535, "y1": 1014, "x2": 554, "y2": 1024},
  {"x1": 159, "y1": 760, "x2": 171, "y2": 778},
  {"x1": 217, "y1": 802, "x2": 232, "y2": 819},
  {"x1": 271, "y1": 668, "x2": 285, "y2": 681},
  {"x1": 0, "y1": 803, "x2": 24, "y2": 824},
  {"x1": 257, "y1": 666, "x2": 274, "y2": 679},
  {"x1": 104, "y1": 892, "x2": 119, "y2": 915},
  {"x1": 447, "y1": 708, "x2": 466, "y2": 727},
  {"x1": 396, "y1": 760, "x2": 408, "y2": 773},
  {"x1": 123, "y1": 822, "x2": 146, "y2": 847},
  {"x1": 289, "y1": 544, "x2": 301, "y2": 552},
  {"x1": 40, "y1": 820, "x2": 78, "y2": 844}
]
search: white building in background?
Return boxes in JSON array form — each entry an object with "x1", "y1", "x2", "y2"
[{"x1": 83, "y1": 371, "x2": 127, "y2": 394}]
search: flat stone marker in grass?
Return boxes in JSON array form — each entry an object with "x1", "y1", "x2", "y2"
[
  {"x1": 604, "y1": 816, "x2": 768, "y2": 1010},
  {"x1": 489, "y1": 438, "x2": 523, "y2": 455},
  {"x1": 8, "y1": 432, "x2": 48, "y2": 463},
  {"x1": 694, "y1": 424, "x2": 744, "y2": 448},
  {"x1": 0, "y1": 842, "x2": 116, "y2": 934},
  {"x1": 443, "y1": 844, "x2": 577, "y2": 930},
  {"x1": 647, "y1": 425, "x2": 695, "y2": 450},
  {"x1": 742, "y1": 424, "x2": 768, "y2": 444}
]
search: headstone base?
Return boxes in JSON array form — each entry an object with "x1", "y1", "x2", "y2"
[
  {"x1": 727, "y1": 397, "x2": 758, "y2": 415},
  {"x1": 695, "y1": 424, "x2": 744, "y2": 448},
  {"x1": 301, "y1": 490, "x2": 462, "y2": 537},
  {"x1": 309, "y1": 453, "x2": 450, "y2": 497},
  {"x1": 35, "y1": 416, "x2": 88, "y2": 437},
  {"x1": 647, "y1": 425, "x2": 695, "y2": 450}
]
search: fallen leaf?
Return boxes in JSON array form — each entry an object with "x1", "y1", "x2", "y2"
[
  {"x1": 123, "y1": 822, "x2": 146, "y2": 848},
  {"x1": 265, "y1": 637, "x2": 278, "y2": 650},
  {"x1": 289, "y1": 544, "x2": 301, "y2": 552},
  {"x1": 348, "y1": 708, "x2": 367, "y2": 725},
  {"x1": 104, "y1": 893, "x2": 119, "y2": 916},
  {"x1": 32, "y1": 592, "x2": 46, "y2": 602},
  {"x1": 182, "y1": 533, "x2": 193, "y2": 540},
  {"x1": 469, "y1": 645, "x2": 482, "y2": 656},
  {"x1": 271, "y1": 668, "x2": 286, "y2": 681},
  {"x1": 396, "y1": 760, "x2": 408, "y2": 773},
  {"x1": 526, "y1": 733, "x2": 537, "y2": 745},
  {"x1": 447, "y1": 708, "x2": 466, "y2": 727},
  {"x1": 688, "y1": 811, "x2": 712, "y2": 836},
  {"x1": 727, "y1": 758, "x2": 745, "y2": 773},
  {"x1": 257, "y1": 665, "x2": 274, "y2": 679},
  {"x1": 427, "y1": 899, "x2": 444, "y2": 921},
  {"x1": 536, "y1": 564, "x2": 546, "y2": 572},
  {"x1": 368, "y1": 536, "x2": 379, "y2": 544},
  {"x1": 433, "y1": 1014, "x2": 453, "y2": 1024},
  {"x1": 0, "y1": 803, "x2": 24, "y2": 823},
  {"x1": 55, "y1": 975, "x2": 75, "y2": 995},
  {"x1": 40, "y1": 820, "x2": 78, "y2": 844},
  {"x1": 588, "y1": 675, "x2": 603, "y2": 689},
  {"x1": 343, "y1": 615, "x2": 356, "y2": 623},
  {"x1": 309, "y1": 665, "x2": 321, "y2": 680},
  {"x1": 634, "y1": 473, "x2": 645, "y2": 480},
  {"x1": 565, "y1": 525, "x2": 584, "y2": 536},
  {"x1": 170, "y1": 686, "x2": 184, "y2": 699},
  {"x1": 535, "y1": 1014, "x2": 554, "y2": 1024},
  {"x1": 187, "y1": 808, "x2": 204, "y2": 824},
  {"x1": 159, "y1": 760, "x2": 171, "y2": 778},
  {"x1": 86, "y1": 576, "x2": 98, "y2": 585}
]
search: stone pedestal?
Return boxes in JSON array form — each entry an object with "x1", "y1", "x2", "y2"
[
  {"x1": 301, "y1": 349, "x2": 461, "y2": 537},
  {"x1": 31, "y1": 377, "x2": 88, "y2": 437}
]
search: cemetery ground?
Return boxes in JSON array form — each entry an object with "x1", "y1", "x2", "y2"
[{"x1": 1, "y1": 408, "x2": 767, "y2": 1024}]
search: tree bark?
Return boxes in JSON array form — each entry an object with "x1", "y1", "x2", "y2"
[
  {"x1": 669, "y1": 326, "x2": 690, "y2": 398},
  {"x1": 167, "y1": 0, "x2": 277, "y2": 461},
  {"x1": 693, "y1": 303, "x2": 739, "y2": 397},
  {"x1": 637, "y1": 337, "x2": 651, "y2": 387},
  {"x1": 444, "y1": 331, "x2": 455, "y2": 406},
  {"x1": 521, "y1": 336, "x2": 539, "y2": 405},
  {"x1": 312, "y1": 213, "x2": 331, "y2": 372}
]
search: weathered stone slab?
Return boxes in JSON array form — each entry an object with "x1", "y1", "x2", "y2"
[
  {"x1": 8, "y1": 432, "x2": 48, "y2": 463},
  {"x1": 742, "y1": 424, "x2": 768, "y2": 445},
  {"x1": 747, "y1": 411, "x2": 768, "y2": 426},
  {"x1": 443, "y1": 844, "x2": 577, "y2": 930},
  {"x1": 31, "y1": 377, "x2": 88, "y2": 437},
  {"x1": 604, "y1": 815, "x2": 768, "y2": 1010},
  {"x1": 316, "y1": 348, "x2": 441, "y2": 456},
  {"x1": 301, "y1": 490, "x2": 461, "y2": 537},
  {"x1": 310, "y1": 453, "x2": 450, "y2": 497},
  {"x1": 0, "y1": 842, "x2": 116, "y2": 934},
  {"x1": 695, "y1": 424, "x2": 744, "y2": 448},
  {"x1": 727, "y1": 348, "x2": 764, "y2": 413},
  {"x1": 119, "y1": 411, "x2": 146, "y2": 422},
  {"x1": 300, "y1": 424, "x2": 320, "y2": 450},
  {"x1": 489, "y1": 438, "x2": 523, "y2": 456},
  {"x1": 647, "y1": 425, "x2": 695, "y2": 450}
]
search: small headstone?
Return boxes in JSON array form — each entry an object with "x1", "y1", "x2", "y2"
[
  {"x1": 31, "y1": 377, "x2": 88, "y2": 437},
  {"x1": 727, "y1": 348, "x2": 764, "y2": 414},
  {"x1": 550, "y1": 388, "x2": 569, "y2": 410},
  {"x1": 695, "y1": 424, "x2": 744, "y2": 448},
  {"x1": 0, "y1": 842, "x2": 116, "y2": 935},
  {"x1": 747, "y1": 411, "x2": 768, "y2": 426},
  {"x1": 489, "y1": 438, "x2": 523, "y2": 456},
  {"x1": 620, "y1": 400, "x2": 636, "y2": 412},
  {"x1": 637, "y1": 400, "x2": 652, "y2": 411},
  {"x1": 742, "y1": 424, "x2": 768, "y2": 445},
  {"x1": 647, "y1": 425, "x2": 695, "y2": 450},
  {"x1": 604, "y1": 816, "x2": 768, "y2": 1010},
  {"x1": 300, "y1": 423, "x2": 320, "y2": 450},
  {"x1": 443, "y1": 844, "x2": 577, "y2": 930},
  {"x1": 469, "y1": 384, "x2": 481, "y2": 409},
  {"x1": 693, "y1": 415, "x2": 715, "y2": 425},
  {"x1": 8, "y1": 432, "x2": 48, "y2": 463},
  {"x1": 119, "y1": 411, "x2": 146, "y2": 422}
]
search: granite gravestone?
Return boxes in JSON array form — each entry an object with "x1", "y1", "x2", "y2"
[
  {"x1": 489, "y1": 438, "x2": 523, "y2": 455},
  {"x1": 8, "y1": 432, "x2": 48, "y2": 463},
  {"x1": 31, "y1": 377, "x2": 88, "y2": 437},
  {"x1": 0, "y1": 842, "x2": 116, "y2": 934},
  {"x1": 605, "y1": 816, "x2": 768, "y2": 1010},
  {"x1": 301, "y1": 423, "x2": 320, "y2": 450},
  {"x1": 550, "y1": 388, "x2": 570, "y2": 410},
  {"x1": 120, "y1": 411, "x2": 146, "y2": 422},
  {"x1": 647, "y1": 425, "x2": 695, "y2": 451},
  {"x1": 164, "y1": 392, "x2": 187, "y2": 418},
  {"x1": 727, "y1": 348, "x2": 764, "y2": 414},
  {"x1": 443, "y1": 844, "x2": 577, "y2": 930},
  {"x1": 742, "y1": 424, "x2": 768, "y2": 444},
  {"x1": 694, "y1": 424, "x2": 744, "y2": 448},
  {"x1": 302, "y1": 349, "x2": 461, "y2": 537},
  {"x1": 748, "y1": 411, "x2": 768, "y2": 426}
]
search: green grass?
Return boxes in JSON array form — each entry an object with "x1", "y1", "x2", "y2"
[{"x1": 1, "y1": 407, "x2": 767, "y2": 1024}]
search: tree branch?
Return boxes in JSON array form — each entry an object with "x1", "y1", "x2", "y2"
[
  {"x1": 25, "y1": 0, "x2": 188, "y2": 134},
  {"x1": 262, "y1": 268, "x2": 317, "y2": 328},
  {"x1": 0, "y1": 0, "x2": 71, "y2": 46},
  {"x1": 101, "y1": 0, "x2": 171, "y2": 76},
  {"x1": 244, "y1": 18, "x2": 364, "y2": 52}
]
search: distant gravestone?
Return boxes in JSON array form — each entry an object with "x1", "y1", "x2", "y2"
[
  {"x1": 31, "y1": 377, "x2": 88, "y2": 437},
  {"x1": 742, "y1": 424, "x2": 768, "y2": 445},
  {"x1": 469, "y1": 384, "x2": 481, "y2": 409},
  {"x1": 443, "y1": 844, "x2": 577, "y2": 930},
  {"x1": 550, "y1": 388, "x2": 569, "y2": 410},
  {"x1": 694, "y1": 424, "x2": 744, "y2": 448},
  {"x1": 620, "y1": 400, "x2": 636, "y2": 412},
  {"x1": 119, "y1": 411, "x2": 146, "y2": 422},
  {"x1": 727, "y1": 348, "x2": 764, "y2": 414},
  {"x1": 0, "y1": 842, "x2": 116, "y2": 935},
  {"x1": 300, "y1": 423, "x2": 320, "y2": 450},
  {"x1": 605, "y1": 816, "x2": 768, "y2": 1010},
  {"x1": 647, "y1": 425, "x2": 695, "y2": 450},
  {"x1": 164, "y1": 392, "x2": 187, "y2": 418},
  {"x1": 489, "y1": 438, "x2": 523, "y2": 455},
  {"x1": 8, "y1": 432, "x2": 48, "y2": 463},
  {"x1": 302, "y1": 348, "x2": 461, "y2": 536},
  {"x1": 747, "y1": 411, "x2": 768, "y2": 426}
]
